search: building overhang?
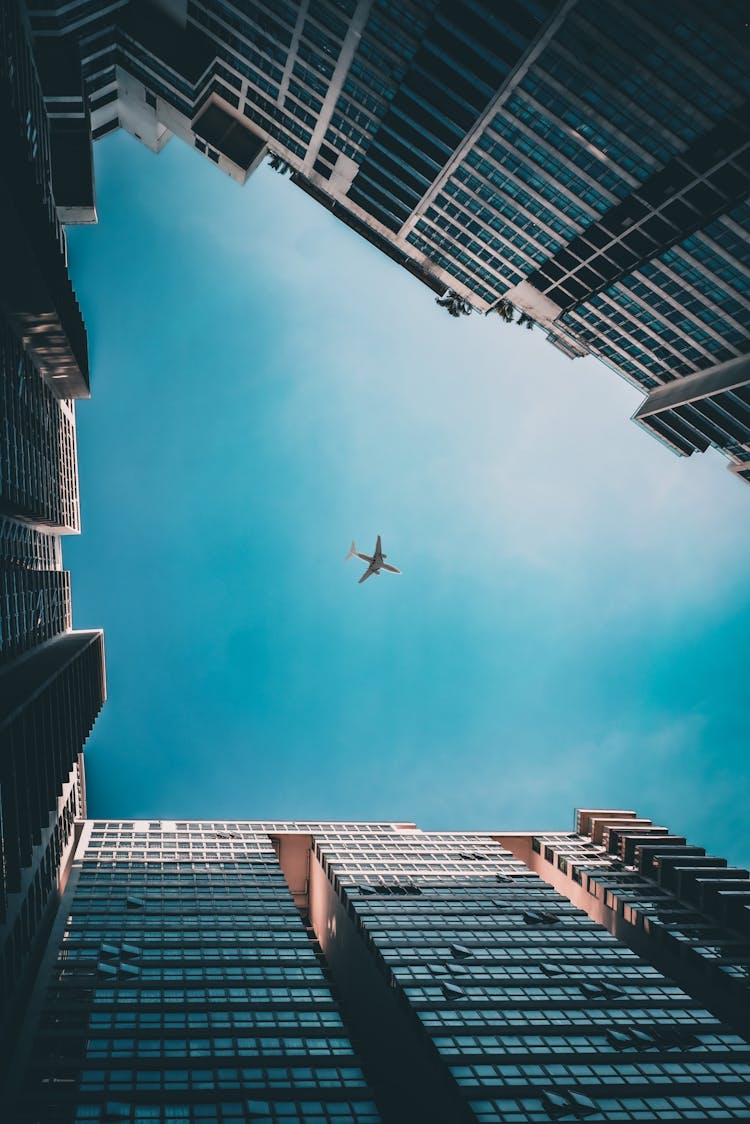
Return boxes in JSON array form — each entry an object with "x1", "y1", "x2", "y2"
[
  {"x1": 633, "y1": 354, "x2": 750, "y2": 419},
  {"x1": 192, "y1": 99, "x2": 267, "y2": 183},
  {"x1": 502, "y1": 280, "x2": 563, "y2": 329}
]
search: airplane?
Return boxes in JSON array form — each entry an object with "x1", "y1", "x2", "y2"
[{"x1": 346, "y1": 535, "x2": 401, "y2": 584}]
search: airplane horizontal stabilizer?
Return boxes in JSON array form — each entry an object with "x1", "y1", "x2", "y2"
[{"x1": 345, "y1": 540, "x2": 356, "y2": 561}]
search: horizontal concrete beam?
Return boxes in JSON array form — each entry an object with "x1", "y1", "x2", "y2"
[
  {"x1": 633, "y1": 354, "x2": 750, "y2": 419},
  {"x1": 503, "y1": 279, "x2": 563, "y2": 329},
  {"x1": 729, "y1": 461, "x2": 750, "y2": 485}
]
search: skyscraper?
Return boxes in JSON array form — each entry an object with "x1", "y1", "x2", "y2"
[
  {"x1": 0, "y1": 0, "x2": 106, "y2": 1063},
  {"x1": 24, "y1": 0, "x2": 750, "y2": 487},
  {"x1": 0, "y1": 632, "x2": 105, "y2": 1062},
  {"x1": 6, "y1": 815, "x2": 750, "y2": 1122},
  {"x1": 3, "y1": 5, "x2": 749, "y2": 1117},
  {"x1": 500, "y1": 808, "x2": 750, "y2": 1038}
]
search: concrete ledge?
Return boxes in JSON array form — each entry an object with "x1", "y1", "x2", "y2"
[{"x1": 633, "y1": 354, "x2": 750, "y2": 419}]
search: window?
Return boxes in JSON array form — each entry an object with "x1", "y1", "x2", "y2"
[{"x1": 523, "y1": 911, "x2": 560, "y2": 927}]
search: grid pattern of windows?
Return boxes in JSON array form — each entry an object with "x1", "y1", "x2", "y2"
[
  {"x1": 0, "y1": 519, "x2": 61, "y2": 570},
  {"x1": 13, "y1": 821, "x2": 750, "y2": 1121},
  {"x1": 0, "y1": 515, "x2": 69, "y2": 665},
  {"x1": 20, "y1": 823, "x2": 379, "y2": 1123},
  {"x1": 0, "y1": 2, "x2": 101, "y2": 1077},
  {"x1": 0, "y1": 561, "x2": 70, "y2": 663},
  {"x1": 529, "y1": 110, "x2": 750, "y2": 314},
  {"x1": 469, "y1": 1090, "x2": 750, "y2": 1123},
  {"x1": 554, "y1": 198, "x2": 750, "y2": 466},
  {"x1": 26, "y1": 0, "x2": 750, "y2": 484},
  {"x1": 1, "y1": 0, "x2": 61, "y2": 250},
  {"x1": 0, "y1": 318, "x2": 80, "y2": 533},
  {"x1": 3, "y1": 0, "x2": 90, "y2": 395},
  {"x1": 0, "y1": 634, "x2": 104, "y2": 900},
  {"x1": 0, "y1": 773, "x2": 80, "y2": 985},
  {"x1": 527, "y1": 813, "x2": 750, "y2": 1042},
  {"x1": 0, "y1": 636, "x2": 104, "y2": 1076},
  {"x1": 543, "y1": 1, "x2": 750, "y2": 163},
  {"x1": 71, "y1": 1103, "x2": 380, "y2": 1123},
  {"x1": 561, "y1": 207, "x2": 750, "y2": 394},
  {"x1": 636, "y1": 383, "x2": 750, "y2": 462},
  {"x1": 314, "y1": 826, "x2": 750, "y2": 1121}
]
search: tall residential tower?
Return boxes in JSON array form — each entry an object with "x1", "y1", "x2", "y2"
[
  {"x1": 0, "y1": 0, "x2": 106, "y2": 1064},
  {"x1": 25, "y1": 0, "x2": 750, "y2": 487},
  {"x1": 501, "y1": 807, "x2": 750, "y2": 1038},
  {"x1": 6, "y1": 814, "x2": 750, "y2": 1122}
]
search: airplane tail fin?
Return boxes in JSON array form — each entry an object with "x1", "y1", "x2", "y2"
[{"x1": 345, "y1": 540, "x2": 356, "y2": 561}]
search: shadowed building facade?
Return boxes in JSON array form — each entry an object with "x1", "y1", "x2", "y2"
[
  {"x1": 6, "y1": 816, "x2": 750, "y2": 1123},
  {"x1": 0, "y1": 0, "x2": 106, "y2": 1070},
  {"x1": 22, "y1": 0, "x2": 750, "y2": 487}
]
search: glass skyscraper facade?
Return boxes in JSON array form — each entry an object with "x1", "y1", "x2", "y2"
[
  {"x1": 7, "y1": 817, "x2": 750, "y2": 1122},
  {"x1": 23, "y1": 0, "x2": 750, "y2": 486}
]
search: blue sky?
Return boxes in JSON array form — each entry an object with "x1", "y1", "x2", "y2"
[{"x1": 66, "y1": 131, "x2": 750, "y2": 864}]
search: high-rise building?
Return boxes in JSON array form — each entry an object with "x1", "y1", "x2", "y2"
[
  {"x1": 6, "y1": 815, "x2": 750, "y2": 1123},
  {"x1": 0, "y1": 632, "x2": 105, "y2": 1069},
  {"x1": 500, "y1": 808, "x2": 750, "y2": 1039},
  {"x1": 1, "y1": 0, "x2": 83, "y2": 668},
  {"x1": 24, "y1": 0, "x2": 750, "y2": 487},
  {"x1": 0, "y1": 0, "x2": 106, "y2": 1065},
  {"x1": 1, "y1": 0, "x2": 91, "y2": 663},
  {"x1": 4, "y1": 5, "x2": 749, "y2": 1116}
]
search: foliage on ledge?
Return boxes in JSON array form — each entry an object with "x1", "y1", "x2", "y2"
[
  {"x1": 435, "y1": 290, "x2": 473, "y2": 318},
  {"x1": 268, "y1": 153, "x2": 292, "y2": 175},
  {"x1": 493, "y1": 298, "x2": 535, "y2": 330}
]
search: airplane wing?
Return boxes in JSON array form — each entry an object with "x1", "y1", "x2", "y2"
[
  {"x1": 374, "y1": 535, "x2": 382, "y2": 558},
  {"x1": 358, "y1": 567, "x2": 376, "y2": 584},
  {"x1": 381, "y1": 563, "x2": 400, "y2": 574}
]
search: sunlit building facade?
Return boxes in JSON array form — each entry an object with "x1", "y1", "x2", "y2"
[
  {"x1": 501, "y1": 808, "x2": 750, "y2": 1039},
  {"x1": 7, "y1": 817, "x2": 750, "y2": 1122},
  {"x1": 23, "y1": 0, "x2": 750, "y2": 486}
]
